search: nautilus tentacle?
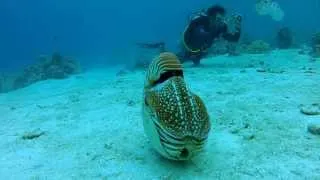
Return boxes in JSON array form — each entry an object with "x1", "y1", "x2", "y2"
[{"x1": 142, "y1": 52, "x2": 211, "y2": 160}]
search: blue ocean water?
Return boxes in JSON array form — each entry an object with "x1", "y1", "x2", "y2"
[
  {"x1": 0, "y1": 0, "x2": 319, "y2": 71},
  {"x1": 0, "y1": 1, "x2": 320, "y2": 179}
]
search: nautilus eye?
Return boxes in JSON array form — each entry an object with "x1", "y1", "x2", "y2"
[{"x1": 142, "y1": 52, "x2": 211, "y2": 161}]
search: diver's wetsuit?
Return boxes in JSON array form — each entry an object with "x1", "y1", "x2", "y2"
[{"x1": 179, "y1": 14, "x2": 241, "y2": 65}]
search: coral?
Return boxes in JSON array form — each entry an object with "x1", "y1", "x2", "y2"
[
  {"x1": 308, "y1": 124, "x2": 320, "y2": 135},
  {"x1": 13, "y1": 52, "x2": 81, "y2": 90},
  {"x1": 300, "y1": 103, "x2": 320, "y2": 116},
  {"x1": 276, "y1": 27, "x2": 293, "y2": 49},
  {"x1": 207, "y1": 39, "x2": 229, "y2": 56},
  {"x1": 51, "y1": 52, "x2": 63, "y2": 65},
  {"x1": 311, "y1": 32, "x2": 320, "y2": 57},
  {"x1": 241, "y1": 40, "x2": 271, "y2": 54},
  {"x1": 21, "y1": 129, "x2": 46, "y2": 140},
  {"x1": 0, "y1": 73, "x2": 18, "y2": 93},
  {"x1": 298, "y1": 44, "x2": 312, "y2": 55},
  {"x1": 255, "y1": 0, "x2": 284, "y2": 21},
  {"x1": 207, "y1": 40, "x2": 241, "y2": 57}
]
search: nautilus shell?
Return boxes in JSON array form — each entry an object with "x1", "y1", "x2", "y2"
[{"x1": 142, "y1": 52, "x2": 211, "y2": 160}]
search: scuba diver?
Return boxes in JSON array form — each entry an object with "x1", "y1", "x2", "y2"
[
  {"x1": 134, "y1": 4, "x2": 242, "y2": 67},
  {"x1": 178, "y1": 4, "x2": 242, "y2": 65}
]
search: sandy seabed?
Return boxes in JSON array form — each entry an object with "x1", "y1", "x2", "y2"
[{"x1": 0, "y1": 50, "x2": 319, "y2": 180}]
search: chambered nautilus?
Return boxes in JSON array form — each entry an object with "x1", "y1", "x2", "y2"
[{"x1": 142, "y1": 52, "x2": 211, "y2": 160}]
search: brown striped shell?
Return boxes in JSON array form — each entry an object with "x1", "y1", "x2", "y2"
[
  {"x1": 142, "y1": 52, "x2": 210, "y2": 160},
  {"x1": 144, "y1": 52, "x2": 183, "y2": 89}
]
